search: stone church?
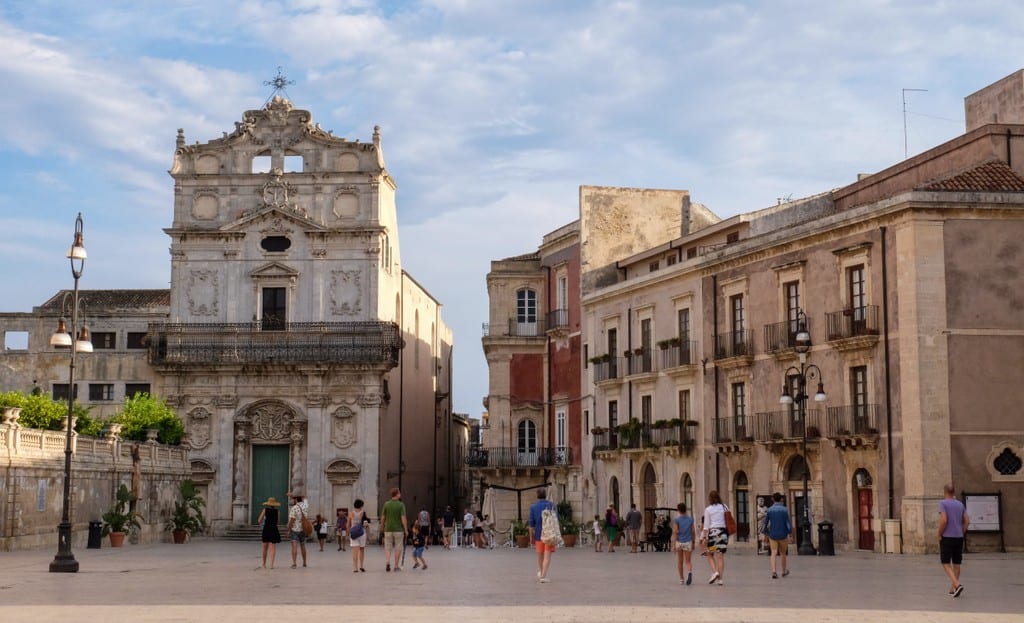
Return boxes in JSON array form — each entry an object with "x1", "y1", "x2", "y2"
[{"x1": 0, "y1": 96, "x2": 455, "y2": 535}]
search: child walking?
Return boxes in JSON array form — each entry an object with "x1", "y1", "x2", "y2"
[
  {"x1": 412, "y1": 524, "x2": 428, "y2": 570},
  {"x1": 592, "y1": 515, "x2": 604, "y2": 552}
]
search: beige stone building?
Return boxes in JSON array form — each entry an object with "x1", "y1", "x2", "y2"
[
  {"x1": 0, "y1": 97, "x2": 456, "y2": 536},
  {"x1": 580, "y1": 71, "x2": 1024, "y2": 553}
]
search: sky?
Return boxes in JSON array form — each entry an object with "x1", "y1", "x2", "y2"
[{"x1": 1, "y1": 0, "x2": 1023, "y2": 417}]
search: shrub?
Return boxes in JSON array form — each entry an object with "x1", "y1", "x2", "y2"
[
  {"x1": 111, "y1": 393, "x2": 184, "y2": 445},
  {"x1": 0, "y1": 391, "x2": 104, "y2": 435}
]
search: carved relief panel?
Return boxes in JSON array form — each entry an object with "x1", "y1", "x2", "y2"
[
  {"x1": 331, "y1": 405, "x2": 357, "y2": 449},
  {"x1": 187, "y1": 270, "x2": 219, "y2": 316},
  {"x1": 187, "y1": 407, "x2": 212, "y2": 450},
  {"x1": 330, "y1": 269, "x2": 363, "y2": 317}
]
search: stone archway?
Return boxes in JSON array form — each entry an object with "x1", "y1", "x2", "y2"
[
  {"x1": 326, "y1": 459, "x2": 361, "y2": 517},
  {"x1": 231, "y1": 399, "x2": 306, "y2": 525},
  {"x1": 641, "y1": 462, "x2": 658, "y2": 533}
]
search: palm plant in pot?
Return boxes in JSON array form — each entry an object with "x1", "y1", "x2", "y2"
[
  {"x1": 511, "y1": 519, "x2": 530, "y2": 548},
  {"x1": 102, "y1": 483, "x2": 143, "y2": 547},
  {"x1": 165, "y1": 479, "x2": 207, "y2": 543}
]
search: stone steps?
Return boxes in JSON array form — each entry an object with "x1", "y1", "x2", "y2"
[{"x1": 220, "y1": 526, "x2": 263, "y2": 541}]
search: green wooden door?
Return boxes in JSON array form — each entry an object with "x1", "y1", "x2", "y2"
[{"x1": 251, "y1": 445, "x2": 290, "y2": 525}]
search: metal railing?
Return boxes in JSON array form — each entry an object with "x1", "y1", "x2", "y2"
[
  {"x1": 714, "y1": 416, "x2": 754, "y2": 443},
  {"x1": 659, "y1": 340, "x2": 697, "y2": 369},
  {"x1": 592, "y1": 422, "x2": 695, "y2": 453},
  {"x1": 752, "y1": 409, "x2": 823, "y2": 441},
  {"x1": 714, "y1": 330, "x2": 754, "y2": 359},
  {"x1": 465, "y1": 446, "x2": 573, "y2": 468},
  {"x1": 147, "y1": 321, "x2": 402, "y2": 366},
  {"x1": 506, "y1": 318, "x2": 547, "y2": 337},
  {"x1": 626, "y1": 349, "x2": 655, "y2": 374},
  {"x1": 763, "y1": 318, "x2": 812, "y2": 354},
  {"x1": 825, "y1": 305, "x2": 879, "y2": 341},
  {"x1": 826, "y1": 404, "x2": 880, "y2": 436},
  {"x1": 546, "y1": 308, "x2": 569, "y2": 330},
  {"x1": 592, "y1": 357, "x2": 621, "y2": 382}
]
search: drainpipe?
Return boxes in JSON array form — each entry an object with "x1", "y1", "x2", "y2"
[
  {"x1": 1007, "y1": 129, "x2": 1013, "y2": 168},
  {"x1": 544, "y1": 265, "x2": 553, "y2": 460},
  {"x1": 627, "y1": 306, "x2": 634, "y2": 507},
  {"x1": 399, "y1": 272, "x2": 405, "y2": 493},
  {"x1": 712, "y1": 275, "x2": 720, "y2": 491},
  {"x1": 881, "y1": 227, "x2": 894, "y2": 519}
]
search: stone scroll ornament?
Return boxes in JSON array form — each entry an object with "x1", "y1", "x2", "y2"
[
  {"x1": 250, "y1": 402, "x2": 292, "y2": 441},
  {"x1": 187, "y1": 407, "x2": 212, "y2": 450}
]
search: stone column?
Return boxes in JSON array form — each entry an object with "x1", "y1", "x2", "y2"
[{"x1": 232, "y1": 426, "x2": 250, "y2": 524}]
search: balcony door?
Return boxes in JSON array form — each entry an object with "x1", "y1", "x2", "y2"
[
  {"x1": 555, "y1": 409, "x2": 567, "y2": 464},
  {"x1": 262, "y1": 287, "x2": 287, "y2": 331},
  {"x1": 517, "y1": 419, "x2": 538, "y2": 466},
  {"x1": 516, "y1": 288, "x2": 538, "y2": 336}
]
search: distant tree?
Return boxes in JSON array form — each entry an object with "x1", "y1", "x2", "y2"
[
  {"x1": 0, "y1": 390, "x2": 103, "y2": 435},
  {"x1": 112, "y1": 393, "x2": 184, "y2": 445}
]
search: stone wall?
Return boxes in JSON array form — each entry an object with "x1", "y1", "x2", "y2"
[{"x1": 0, "y1": 408, "x2": 191, "y2": 551}]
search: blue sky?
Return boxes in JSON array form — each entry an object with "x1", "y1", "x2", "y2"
[{"x1": 2, "y1": 1, "x2": 1022, "y2": 416}]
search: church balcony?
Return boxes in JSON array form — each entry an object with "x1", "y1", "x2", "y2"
[
  {"x1": 466, "y1": 446, "x2": 573, "y2": 470},
  {"x1": 146, "y1": 321, "x2": 402, "y2": 367}
]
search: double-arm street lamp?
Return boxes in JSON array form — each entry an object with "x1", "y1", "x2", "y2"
[
  {"x1": 779, "y1": 309, "x2": 826, "y2": 556},
  {"x1": 49, "y1": 213, "x2": 91, "y2": 573}
]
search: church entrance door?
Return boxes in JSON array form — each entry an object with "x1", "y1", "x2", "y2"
[{"x1": 251, "y1": 445, "x2": 290, "y2": 525}]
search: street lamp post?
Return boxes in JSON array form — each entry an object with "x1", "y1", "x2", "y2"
[
  {"x1": 779, "y1": 309, "x2": 826, "y2": 556},
  {"x1": 49, "y1": 213, "x2": 91, "y2": 573}
]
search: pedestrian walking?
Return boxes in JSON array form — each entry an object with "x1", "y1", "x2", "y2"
[
  {"x1": 417, "y1": 508, "x2": 431, "y2": 548},
  {"x1": 625, "y1": 503, "x2": 643, "y2": 553},
  {"x1": 763, "y1": 492, "x2": 792, "y2": 579},
  {"x1": 442, "y1": 506, "x2": 456, "y2": 549},
  {"x1": 256, "y1": 496, "x2": 281, "y2": 570},
  {"x1": 286, "y1": 493, "x2": 309, "y2": 569},
  {"x1": 463, "y1": 508, "x2": 475, "y2": 548},
  {"x1": 592, "y1": 515, "x2": 603, "y2": 552},
  {"x1": 671, "y1": 502, "x2": 696, "y2": 585},
  {"x1": 528, "y1": 488, "x2": 556, "y2": 582},
  {"x1": 605, "y1": 505, "x2": 618, "y2": 552},
  {"x1": 380, "y1": 487, "x2": 408, "y2": 571},
  {"x1": 938, "y1": 484, "x2": 969, "y2": 597},
  {"x1": 348, "y1": 499, "x2": 367, "y2": 573},
  {"x1": 411, "y1": 523, "x2": 429, "y2": 570},
  {"x1": 335, "y1": 508, "x2": 348, "y2": 551},
  {"x1": 700, "y1": 490, "x2": 729, "y2": 585},
  {"x1": 315, "y1": 514, "x2": 328, "y2": 551}
]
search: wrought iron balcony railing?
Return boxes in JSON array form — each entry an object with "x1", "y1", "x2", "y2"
[
  {"x1": 714, "y1": 330, "x2": 754, "y2": 360},
  {"x1": 825, "y1": 305, "x2": 879, "y2": 341},
  {"x1": 592, "y1": 357, "x2": 621, "y2": 382},
  {"x1": 714, "y1": 416, "x2": 754, "y2": 443},
  {"x1": 625, "y1": 349, "x2": 656, "y2": 375},
  {"x1": 592, "y1": 422, "x2": 695, "y2": 453},
  {"x1": 659, "y1": 340, "x2": 698, "y2": 369},
  {"x1": 752, "y1": 409, "x2": 823, "y2": 442},
  {"x1": 546, "y1": 308, "x2": 569, "y2": 331},
  {"x1": 826, "y1": 404, "x2": 880, "y2": 437},
  {"x1": 763, "y1": 318, "x2": 812, "y2": 354},
  {"x1": 465, "y1": 446, "x2": 573, "y2": 468},
  {"x1": 147, "y1": 321, "x2": 402, "y2": 366}
]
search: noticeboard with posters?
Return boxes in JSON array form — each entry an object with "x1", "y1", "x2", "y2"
[{"x1": 963, "y1": 493, "x2": 1000, "y2": 532}]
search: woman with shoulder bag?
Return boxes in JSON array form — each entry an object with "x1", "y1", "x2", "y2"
[
  {"x1": 700, "y1": 490, "x2": 730, "y2": 586},
  {"x1": 348, "y1": 499, "x2": 368, "y2": 573}
]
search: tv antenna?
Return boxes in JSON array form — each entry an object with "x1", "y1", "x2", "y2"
[{"x1": 902, "y1": 88, "x2": 928, "y2": 159}]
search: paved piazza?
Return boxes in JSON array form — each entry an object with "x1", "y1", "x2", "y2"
[{"x1": 0, "y1": 540, "x2": 1021, "y2": 622}]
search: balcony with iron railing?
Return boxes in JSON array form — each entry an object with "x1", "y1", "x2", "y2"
[
  {"x1": 147, "y1": 321, "x2": 402, "y2": 367},
  {"x1": 465, "y1": 446, "x2": 573, "y2": 468},
  {"x1": 591, "y1": 421, "x2": 697, "y2": 457},
  {"x1": 763, "y1": 318, "x2": 812, "y2": 355},
  {"x1": 825, "y1": 305, "x2": 880, "y2": 343},
  {"x1": 659, "y1": 340, "x2": 698, "y2": 371},
  {"x1": 751, "y1": 409, "x2": 823, "y2": 442},
  {"x1": 545, "y1": 308, "x2": 569, "y2": 332},
  {"x1": 713, "y1": 416, "x2": 755, "y2": 444},
  {"x1": 826, "y1": 404, "x2": 880, "y2": 437},
  {"x1": 714, "y1": 330, "x2": 754, "y2": 361},
  {"x1": 625, "y1": 348, "x2": 656, "y2": 376},
  {"x1": 481, "y1": 318, "x2": 549, "y2": 338},
  {"x1": 592, "y1": 357, "x2": 622, "y2": 383}
]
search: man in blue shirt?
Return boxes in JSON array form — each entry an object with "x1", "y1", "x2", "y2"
[
  {"x1": 763, "y1": 492, "x2": 792, "y2": 579},
  {"x1": 938, "y1": 483, "x2": 969, "y2": 597},
  {"x1": 527, "y1": 488, "x2": 556, "y2": 583}
]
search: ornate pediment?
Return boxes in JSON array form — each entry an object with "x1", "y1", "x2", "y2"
[
  {"x1": 221, "y1": 203, "x2": 326, "y2": 233},
  {"x1": 250, "y1": 261, "x2": 300, "y2": 281}
]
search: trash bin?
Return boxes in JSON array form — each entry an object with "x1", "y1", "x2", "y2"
[
  {"x1": 817, "y1": 520, "x2": 834, "y2": 556},
  {"x1": 87, "y1": 520, "x2": 103, "y2": 549}
]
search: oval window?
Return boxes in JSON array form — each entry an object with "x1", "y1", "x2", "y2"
[{"x1": 261, "y1": 236, "x2": 291, "y2": 252}]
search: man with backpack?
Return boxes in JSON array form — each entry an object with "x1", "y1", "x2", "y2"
[{"x1": 528, "y1": 488, "x2": 558, "y2": 583}]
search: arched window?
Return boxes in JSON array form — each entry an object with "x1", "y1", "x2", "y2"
[
  {"x1": 787, "y1": 455, "x2": 808, "y2": 481},
  {"x1": 681, "y1": 473, "x2": 693, "y2": 512},
  {"x1": 517, "y1": 419, "x2": 537, "y2": 465},
  {"x1": 515, "y1": 288, "x2": 538, "y2": 336}
]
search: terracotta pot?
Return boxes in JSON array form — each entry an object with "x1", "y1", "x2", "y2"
[
  {"x1": 172, "y1": 530, "x2": 188, "y2": 544},
  {"x1": 515, "y1": 534, "x2": 530, "y2": 548},
  {"x1": 109, "y1": 531, "x2": 126, "y2": 547},
  {"x1": 562, "y1": 534, "x2": 576, "y2": 548}
]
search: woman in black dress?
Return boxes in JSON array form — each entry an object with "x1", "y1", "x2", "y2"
[{"x1": 257, "y1": 497, "x2": 282, "y2": 569}]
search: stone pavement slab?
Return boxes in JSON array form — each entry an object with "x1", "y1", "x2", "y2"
[{"x1": 0, "y1": 539, "x2": 1021, "y2": 622}]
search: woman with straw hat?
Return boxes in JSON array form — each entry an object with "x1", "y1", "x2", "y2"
[{"x1": 257, "y1": 497, "x2": 282, "y2": 569}]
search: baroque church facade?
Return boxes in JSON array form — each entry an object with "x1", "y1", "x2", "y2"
[{"x1": 0, "y1": 97, "x2": 455, "y2": 535}]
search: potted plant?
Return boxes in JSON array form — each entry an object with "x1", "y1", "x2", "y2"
[
  {"x1": 165, "y1": 479, "x2": 207, "y2": 543},
  {"x1": 559, "y1": 519, "x2": 580, "y2": 547},
  {"x1": 102, "y1": 483, "x2": 143, "y2": 547},
  {"x1": 511, "y1": 519, "x2": 530, "y2": 548}
]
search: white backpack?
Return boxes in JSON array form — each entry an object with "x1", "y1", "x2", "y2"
[{"x1": 540, "y1": 503, "x2": 563, "y2": 546}]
